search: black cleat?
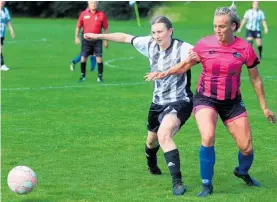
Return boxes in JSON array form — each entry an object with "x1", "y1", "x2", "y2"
[
  {"x1": 233, "y1": 167, "x2": 261, "y2": 187},
  {"x1": 197, "y1": 185, "x2": 213, "y2": 197},
  {"x1": 148, "y1": 166, "x2": 162, "y2": 175},
  {"x1": 172, "y1": 182, "x2": 187, "y2": 196},
  {"x1": 78, "y1": 76, "x2": 86, "y2": 82}
]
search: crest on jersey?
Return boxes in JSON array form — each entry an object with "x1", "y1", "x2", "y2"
[
  {"x1": 84, "y1": 15, "x2": 90, "y2": 19},
  {"x1": 209, "y1": 50, "x2": 216, "y2": 54},
  {"x1": 233, "y1": 52, "x2": 241, "y2": 58}
]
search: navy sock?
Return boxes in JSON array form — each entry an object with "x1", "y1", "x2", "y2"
[
  {"x1": 199, "y1": 145, "x2": 215, "y2": 185},
  {"x1": 164, "y1": 149, "x2": 182, "y2": 186},
  {"x1": 1, "y1": 53, "x2": 4, "y2": 65},
  {"x1": 98, "y1": 62, "x2": 103, "y2": 78},
  {"x1": 258, "y1": 46, "x2": 262, "y2": 59},
  {"x1": 81, "y1": 62, "x2": 86, "y2": 77},
  {"x1": 238, "y1": 151, "x2": 254, "y2": 175},
  {"x1": 145, "y1": 144, "x2": 159, "y2": 168},
  {"x1": 73, "y1": 53, "x2": 81, "y2": 64}
]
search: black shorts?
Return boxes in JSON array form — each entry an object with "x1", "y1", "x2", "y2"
[
  {"x1": 147, "y1": 100, "x2": 193, "y2": 132},
  {"x1": 1, "y1": 37, "x2": 4, "y2": 45},
  {"x1": 81, "y1": 37, "x2": 103, "y2": 58},
  {"x1": 193, "y1": 93, "x2": 247, "y2": 125},
  {"x1": 246, "y1": 30, "x2": 262, "y2": 39}
]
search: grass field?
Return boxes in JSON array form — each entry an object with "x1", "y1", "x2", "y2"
[{"x1": 1, "y1": 1, "x2": 277, "y2": 202}]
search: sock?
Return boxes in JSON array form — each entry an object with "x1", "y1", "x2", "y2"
[
  {"x1": 238, "y1": 151, "x2": 254, "y2": 175},
  {"x1": 73, "y1": 53, "x2": 81, "y2": 64},
  {"x1": 247, "y1": 40, "x2": 253, "y2": 46},
  {"x1": 90, "y1": 56, "x2": 96, "y2": 69},
  {"x1": 164, "y1": 149, "x2": 182, "y2": 186},
  {"x1": 1, "y1": 53, "x2": 4, "y2": 66},
  {"x1": 258, "y1": 46, "x2": 263, "y2": 59},
  {"x1": 81, "y1": 62, "x2": 86, "y2": 77},
  {"x1": 145, "y1": 144, "x2": 159, "y2": 168},
  {"x1": 199, "y1": 145, "x2": 215, "y2": 186},
  {"x1": 98, "y1": 62, "x2": 103, "y2": 78}
]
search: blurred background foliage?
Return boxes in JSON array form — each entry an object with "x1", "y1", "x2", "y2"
[{"x1": 5, "y1": 1, "x2": 162, "y2": 19}]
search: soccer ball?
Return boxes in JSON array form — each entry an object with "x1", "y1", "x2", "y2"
[{"x1": 7, "y1": 166, "x2": 37, "y2": 194}]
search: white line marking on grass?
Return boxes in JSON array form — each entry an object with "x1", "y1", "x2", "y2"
[
  {"x1": 105, "y1": 56, "x2": 135, "y2": 68},
  {"x1": 5, "y1": 38, "x2": 47, "y2": 44},
  {"x1": 1, "y1": 82, "x2": 148, "y2": 91}
]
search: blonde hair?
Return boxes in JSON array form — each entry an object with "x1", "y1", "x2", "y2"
[{"x1": 214, "y1": 6, "x2": 241, "y2": 32}]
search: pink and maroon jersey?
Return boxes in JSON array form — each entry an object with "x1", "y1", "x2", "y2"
[
  {"x1": 193, "y1": 35, "x2": 260, "y2": 100},
  {"x1": 77, "y1": 9, "x2": 108, "y2": 34}
]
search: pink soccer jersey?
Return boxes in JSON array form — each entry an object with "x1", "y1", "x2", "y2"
[{"x1": 193, "y1": 35, "x2": 260, "y2": 100}]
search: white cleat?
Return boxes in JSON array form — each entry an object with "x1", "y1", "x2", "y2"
[{"x1": 0, "y1": 65, "x2": 9, "y2": 71}]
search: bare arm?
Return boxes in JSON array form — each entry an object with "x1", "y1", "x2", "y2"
[
  {"x1": 238, "y1": 18, "x2": 246, "y2": 33},
  {"x1": 262, "y1": 20, "x2": 268, "y2": 34},
  {"x1": 248, "y1": 67, "x2": 276, "y2": 123},
  {"x1": 103, "y1": 28, "x2": 109, "y2": 48},
  {"x1": 75, "y1": 27, "x2": 81, "y2": 44},
  {"x1": 7, "y1": 22, "x2": 15, "y2": 38},
  {"x1": 84, "y1": 32, "x2": 134, "y2": 44}
]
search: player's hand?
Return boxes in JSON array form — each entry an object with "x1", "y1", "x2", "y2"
[
  {"x1": 237, "y1": 28, "x2": 241, "y2": 33},
  {"x1": 11, "y1": 31, "x2": 15, "y2": 39},
  {"x1": 144, "y1": 71, "x2": 168, "y2": 81},
  {"x1": 104, "y1": 40, "x2": 108, "y2": 48},
  {"x1": 263, "y1": 108, "x2": 276, "y2": 124},
  {"x1": 188, "y1": 49, "x2": 201, "y2": 63},
  {"x1": 84, "y1": 33, "x2": 98, "y2": 41},
  {"x1": 75, "y1": 37, "x2": 80, "y2": 45},
  {"x1": 264, "y1": 28, "x2": 268, "y2": 34}
]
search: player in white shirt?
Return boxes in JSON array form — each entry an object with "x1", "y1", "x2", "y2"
[{"x1": 238, "y1": 1, "x2": 268, "y2": 59}]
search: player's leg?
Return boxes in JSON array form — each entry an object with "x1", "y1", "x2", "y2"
[
  {"x1": 146, "y1": 102, "x2": 162, "y2": 175},
  {"x1": 95, "y1": 40, "x2": 104, "y2": 82},
  {"x1": 145, "y1": 131, "x2": 161, "y2": 175},
  {"x1": 223, "y1": 99, "x2": 261, "y2": 187},
  {"x1": 79, "y1": 37, "x2": 91, "y2": 82},
  {"x1": 255, "y1": 31, "x2": 263, "y2": 59},
  {"x1": 194, "y1": 94, "x2": 218, "y2": 197},
  {"x1": 157, "y1": 100, "x2": 192, "y2": 195},
  {"x1": 90, "y1": 55, "x2": 96, "y2": 71},
  {"x1": 0, "y1": 37, "x2": 9, "y2": 71},
  {"x1": 246, "y1": 30, "x2": 254, "y2": 46},
  {"x1": 70, "y1": 53, "x2": 81, "y2": 72}
]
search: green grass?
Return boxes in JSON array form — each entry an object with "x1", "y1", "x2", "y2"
[{"x1": 1, "y1": 1, "x2": 277, "y2": 202}]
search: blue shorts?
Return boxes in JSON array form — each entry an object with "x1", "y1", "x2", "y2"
[
  {"x1": 246, "y1": 30, "x2": 262, "y2": 39},
  {"x1": 193, "y1": 93, "x2": 247, "y2": 125}
]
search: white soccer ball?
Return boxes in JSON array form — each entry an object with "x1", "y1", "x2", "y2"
[{"x1": 7, "y1": 166, "x2": 37, "y2": 194}]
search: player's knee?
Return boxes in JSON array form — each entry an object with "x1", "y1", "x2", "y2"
[
  {"x1": 96, "y1": 57, "x2": 102, "y2": 63},
  {"x1": 201, "y1": 134, "x2": 215, "y2": 147},
  {"x1": 239, "y1": 139, "x2": 253, "y2": 155},
  {"x1": 157, "y1": 132, "x2": 172, "y2": 145}
]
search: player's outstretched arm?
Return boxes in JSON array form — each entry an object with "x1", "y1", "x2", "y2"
[
  {"x1": 7, "y1": 22, "x2": 15, "y2": 39},
  {"x1": 248, "y1": 67, "x2": 276, "y2": 123},
  {"x1": 144, "y1": 50, "x2": 200, "y2": 81},
  {"x1": 84, "y1": 33, "x2": 134, "y2": 44}
]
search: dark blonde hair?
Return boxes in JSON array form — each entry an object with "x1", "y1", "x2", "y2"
[
  {"x1": 214, "y1": 6, "x2": 241, "y2": 32},
  {"x1": 151, "y1": 16, "x2": 172, "y2": 30}
]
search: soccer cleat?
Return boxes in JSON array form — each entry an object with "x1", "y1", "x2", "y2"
[
  {"x1": 172, "y1": 182, "x2": 187, "y2": 196},
  {"x1": 78, "y1": 76, "x2": 86, "y2": 82},
  {"x1": 148, "y1": 166, "x2": 162, "y2": 175},
  {"x1": 233, "y1": 167, "x2": 261, "y2": 187},
  {"x1": 0, "y1": 65, "x2": 9, "y2": 71},
  {"x1": 70, "y1": 62, "x2": 75, "y2": 72},
  {"x1": 97, "y1": 77, "x2": 103, "y2": 83},
  {"x1": 197, "y1": 184, "x2": 213, "y2": 197}
]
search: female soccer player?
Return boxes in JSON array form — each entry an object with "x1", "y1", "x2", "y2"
[
  {"x1": 145, "y1": 7, "x2": 276, "y2": 197},
  {"x1": 84, "y1": 16, "x2": 198, "y2": 195}
]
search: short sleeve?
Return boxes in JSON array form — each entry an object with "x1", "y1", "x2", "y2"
[
  {"x1": 131, "y1": 36, "x2": 152, "y2": 57},
  {"x1": 5, "y1": 8, "x2": 11, "y2": 22},
  {"x1": 102, "y1": 13, "x2": 108, "y2": 29},
  {"x1": 260, "y1": 11, "x2": 266, "y2": 20},
  {"x1": 180, "y1": 42, "x2": 193, "y2": 61},
  {"x1": 243, "y1": 10, "x2": 250, "y2": 19},
  {"x1": 77, "y1": 12, "x2": 84, "y2": 28},
  {"x1": 245, "y1": 44, "x2": 260, "y2": 68}
]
